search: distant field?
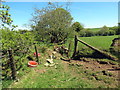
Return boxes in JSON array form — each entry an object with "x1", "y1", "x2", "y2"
[
  {"x1": 65, "y1": 35, "x2": 119, "y2": 51},
  {"x1": 78, "y1": 35, "x2": 118, "y2": 50},
  {"x1": 87, "y1": 28, "x2": 100, "y2": 32}
]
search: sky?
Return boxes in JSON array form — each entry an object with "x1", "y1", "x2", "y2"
[
  {"x1": 5, "y1": 0, "x2": 120, "y2": 2},
  {"x1": 3, "y1": 2, "x2": 118, "y2": 29}
]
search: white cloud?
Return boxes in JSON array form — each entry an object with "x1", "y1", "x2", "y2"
[{"x1": 15, "y1": 26, "x2": 30, "y2": 30}]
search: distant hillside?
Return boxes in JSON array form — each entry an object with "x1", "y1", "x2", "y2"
[
  {"x1": 86, "y1": 28, "x2": 101, "y2": 32},
  {"x1": 86, "y1": 26, "x2": 118, "y2": 32}
]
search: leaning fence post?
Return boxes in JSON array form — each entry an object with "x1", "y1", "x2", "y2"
[
  {"x1": 34, "y1": 43, "x2": 39, "y2": 64},
  {"x1": 72, "y1": 35, "x2": 78, "y2": 59},
  {"x1": 8, "y1": 49, "x2": 16, "y2": 80}
]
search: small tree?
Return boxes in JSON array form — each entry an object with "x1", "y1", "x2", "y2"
[
  {"x1": 72, "y1": 22, "x2": 83, "y2": 32},
  {"x1": 110, "y1": 26, "x2": 119, "y2": 35},
  {"x1": 101, "y1": 25, "x2": 109, "y2": 31},
  {"x1": 108, "y1": 30, "x2": 116, "y2": 35},
  {"x1": 31, "y1": 2, "x2": 73, "y2": 44},
  {"x1": 97, "y1": 25, "x2": 109, "y2": 36}
]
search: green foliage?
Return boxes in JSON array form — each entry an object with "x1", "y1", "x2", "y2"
[
  {"x1": 79, "y1": 29, "x2": 95, "y2": 37},
  {"x1": 1, "y1": 28, "x2": 34, "y2": 50},
  {"x1": 1, "y1": 28, "x2": 35, "y2": 80},
  {"x1": 0, "y1": 2, "x2": 18, "y2": 29},
  {"x1": 81, "y1": 26, "x2": 118, "y2": 37},
  {"x1": 108, "y1": 30, "x2": 116, "y2": 35},
  {"x1": 71, "y1": 22, "x2": 84, "y2": 32},
  {"x1": 32, "y1": 2, "x2": 73, "y2": 44},
  {"x1": 97, "y1": 29, "x2": 116, "y2": 36},
  {"x1": 0, "y1": 3, "x2": 12, "y2": 26},
  {"x1": 110, "y1": 26, "x2": 119, "y2": 35},
  {"x1": 101, "y1": 25, "x2": 109, "y2": 31},
  {"x1": 95, "y1": 26, "x2": 116, "y2": 36},
  {"x1": 0, "y1": 2, "x2": 36, "y2": 80}
]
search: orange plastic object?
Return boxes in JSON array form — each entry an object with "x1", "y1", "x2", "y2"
[{"x1": 28, "y1": 61, "x2": 38, "y2": 67}]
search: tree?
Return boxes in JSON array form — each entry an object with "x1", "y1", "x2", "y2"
[
  {"x1": 97, "y1": 25, "x2": 109, "y2": 36},
  {"x1": 0, "y1": 1, "x2": 35, "y2": 80},
  {"x1": 72, "y1": 22, "x2": 83, "y2": 32},
  {"x1": 79, "y1": 29, "x2": 94, "y2": 37},
  {"x1": 110, "y1": 26, "x2": 119, "y2": 35},
  {"x1": 0, "y1": 1, "x2": 12, "y2": 27},
  {"x1": 0, "y1": 0, "x2": 17, "y2": 29},
  {"x1": 108, "y1": 30, "x2": 115, "y2": 35},
  {"x1": 31, "y1": 2, "x2": 73, "y2": 44},
  {"x1": 79, "y1": 29, "x2": 86, "y2": 37},
  {"x1": 101, "y1": 25, "x2": 109, "y2": 31}
]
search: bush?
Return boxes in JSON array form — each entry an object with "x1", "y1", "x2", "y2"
[
  {"x1": 79, "y1": 29, "x2": 95, "y2": 37},
  {"x1": 1, "y1": 28, "x2": 35, "y2": 79}
]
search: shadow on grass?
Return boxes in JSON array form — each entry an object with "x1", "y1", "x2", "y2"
[{"x1": 73, "y1": 51, "x2": 108, "y2": 60}]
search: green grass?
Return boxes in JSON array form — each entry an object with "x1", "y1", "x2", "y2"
[
  {"x1": 2, "y1": 80, "x2": 13, "y2": 88},
  {"x1": 65, "y1": 35, "x2": 118, "y2": 50},
  {"x1": 7, "y1": 59, "x2": 118, "y2": 88},
  {"x1": 64, "y1": 35, "x2": 118, "y2": 58},
  {"x1": 8, "y1": 60, "x2": 94, "y2": 88},
  {"x1": 78, "y1": 35, "x2": 118, "y2": 50},
  {"x1": 87, "y1": 28, "x2": 101, "y2": 32}
]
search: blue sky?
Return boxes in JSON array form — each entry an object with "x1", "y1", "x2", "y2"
[
  {"x1": 4, "y1": 2, "x2": 118, "y2": 29},
  {"x1": 5, "y1": 0, "x2": 120, "y2": 2}
]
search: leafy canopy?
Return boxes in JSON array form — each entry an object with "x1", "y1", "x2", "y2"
[
  {"x1": 72, "y1": 22, "x2": 84, "y2": 32},
  {"x1": 31, "y1": 2, "x2": 73, "y2": 44}
]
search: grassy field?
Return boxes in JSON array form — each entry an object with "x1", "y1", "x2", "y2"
[
  {"x1": 79, "y1": 35, "x2": 119, "y2": 50},
  {"x1": 87, "y1": 28, "x2": 101, "y2": 32},
  {"x1": 66, "y1": 35, "x2": 118, "y2": 50},
  {"x1": 64, "y1": 35, "x2": 119, "y2": 58}
]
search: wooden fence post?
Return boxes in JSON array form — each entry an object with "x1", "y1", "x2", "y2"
[
  {"x1": 8, "y1": 49, "x2": 16, "y2": 80},
  {"x1": 34, "y1": 44, "x2": 39, "y2": 64},
  {"x1": 72, "y1": 35, "x2": 78, "y2": 59}
]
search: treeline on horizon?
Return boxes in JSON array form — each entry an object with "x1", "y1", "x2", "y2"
[{"x1": 18, "y1": 25, "x2": 119, "y2": 37}]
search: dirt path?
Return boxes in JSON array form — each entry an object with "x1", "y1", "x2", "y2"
[
  {"x1": 61, "y1": 60, "x2": 80, "y2": 77},
  {"x1": 70, "y1": 59, "x2": 119, "y2": 78},
  {"x1": 61, "y1": 58, "x2": 120, "y2": 87}
]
